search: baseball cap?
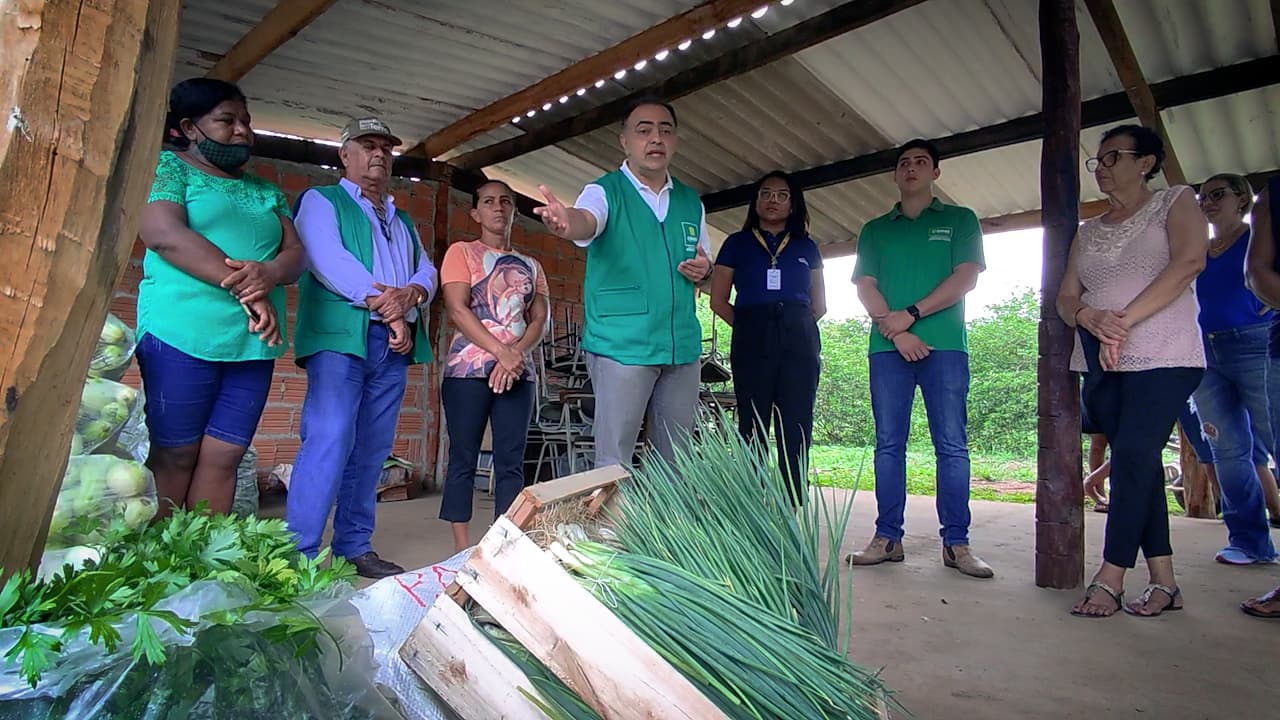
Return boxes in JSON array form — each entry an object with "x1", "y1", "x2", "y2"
[{"x1": 340, "y1": 117, "x2": 402, "y2": 146}]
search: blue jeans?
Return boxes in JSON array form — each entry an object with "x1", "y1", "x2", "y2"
[
  {"x1": 286, "y1": 325, "x2": 410, "y2": 559},
  {"x1": 1191, "y1": 323, "x2": 1277, "y2": 561},
  {"x1": 869, "y1": 350, "x2": 971, "y2": 546}
]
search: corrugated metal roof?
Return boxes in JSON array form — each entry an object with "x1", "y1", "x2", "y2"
[{"x1": 175, "y1": 0, "x2": 712, "y2": 143}]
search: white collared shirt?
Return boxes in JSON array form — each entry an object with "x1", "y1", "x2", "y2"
[{"x1": 572, "y1": 161, "x2": 712, "y2": 255}]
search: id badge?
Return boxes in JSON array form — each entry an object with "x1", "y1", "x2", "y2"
[{"x1": 766, "y1": 268, "x2": 782, "y2": 291}]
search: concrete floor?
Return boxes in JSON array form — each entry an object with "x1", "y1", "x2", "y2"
[{"x1": 265, "y1": 489, "x2": 1279, "y2": 720}]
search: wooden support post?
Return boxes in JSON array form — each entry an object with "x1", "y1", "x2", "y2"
[
  {"x1": 1178, "y1": 423, "x2": 1219, "y2": 518},
  {"x1": 1035, "y1": 0, "x2": 1085, "y2": 590},
  {"x1": 428, "y1": 173, "x2": 454, "y2": 492},
  {"x1": 0, "y1": 0, "x2": 181, "y2": 577},
  {"x1": 1084, "y1": 0, "x2": 1187, "y2": 186},
  {"x1": 206, "y1": 0, "x2": 338, "y2": 82}
]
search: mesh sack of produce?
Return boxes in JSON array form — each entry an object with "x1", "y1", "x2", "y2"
[
  {"x1": 86, "y1": 314, "x2": 136, "y2": 382},
  {"x1": 73, "y1": 379, "x2": 140, "y2": 455},
  {"x1": 45, "y1": 455, "x2": 157, "y2": 549},
  {"x1": 0, "y1": 512, "x2": 401, "y2": 720}
]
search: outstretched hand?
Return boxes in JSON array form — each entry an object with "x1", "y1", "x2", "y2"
[{"x1": 534, "y1": 185, "x2": 572, "y2": 238}]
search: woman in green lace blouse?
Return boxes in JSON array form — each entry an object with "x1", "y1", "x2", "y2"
[{"x1": 136, "y1": 78, "x2": 305, "y2": 518}]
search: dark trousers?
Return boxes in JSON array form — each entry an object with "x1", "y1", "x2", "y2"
[
  {"x1": 730, "y1": 302, "x2": 821, "y2": 502},
  {"x1": 440, "y1": 378, "x2": 535, "y2": 523},
  {"x1": 1079, "y1": 330, "x2": 1203, "y2": 568}
]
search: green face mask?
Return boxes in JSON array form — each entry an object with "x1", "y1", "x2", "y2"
[{"x1": 196, "y1": 134, "x2": 252, "y2": 172}]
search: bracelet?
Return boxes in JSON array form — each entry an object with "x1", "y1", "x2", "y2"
[{"x1": 1072, "y1": 306, "x2": 1086, "y2": 324}]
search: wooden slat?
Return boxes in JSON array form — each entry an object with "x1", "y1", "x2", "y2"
[
  {"x1": 0, "y1": 0, "x2": 181, "y2": 577},
  {"x1": 1273, "y1": 0, "x2": 1280, "y2": 59},
  {"x1": 702, "y1": 55, "x2": 1280, "y2": 213},
  {"x1": 458, "y1": 517, "x2": 727, "y2": 720},
  {"x1": 1035, "y1": 0, "x2": 1085, "y2": 591},
  {"x1": 451, "y1": 0, "x2": 927, "y2": 170},
  {"x1": 206, "y1": 0, "x2": 338, "y2": 82},
  {"x1": 408, "y1": 0, "x2": 768, "y2": 159},
  {"x1": 1083, "y1": 0, "x2": 1187, "y2": 185},
  {"x1": 400, "y1": 595, "x2": 550, "y2": 720}
]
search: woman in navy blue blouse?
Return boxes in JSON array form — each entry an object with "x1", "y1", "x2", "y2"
[{"x1": 710, "y1": 171, "x2": 826, "y2": 502}]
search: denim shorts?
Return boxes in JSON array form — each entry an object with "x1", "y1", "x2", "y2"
[{"x1": 135, "y1": 333, "x2": 275, "y2": 448}]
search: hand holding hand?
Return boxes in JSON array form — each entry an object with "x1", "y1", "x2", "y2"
[
  {"x1": 222, "y1": 259, "x2": 277, "y2": 303},
  {"x1": 242, "y1": 298, "x2": 282, "y2": 347},
  {"x1": 368, "y1": 283, "x2": 416, "y2": 321},
  {"x1": 677, "y1": 243, "x2": 711, "y2": 283},
  {"x1": 876, "y1": 309, "x2": 915, "y2": 341},
  {"x1": 495, "y1": 345, "x2": 524, "y2": 374},
  {"x1": 1078, "y1": 306, "x2": 1129, "y2": 345},
  {"x1": 489, "y1": 364, "x2": 518, "y2": 394},
  {"x1": 892, "y1": 331, "x2": 932, "y2": 362},
  {"x1": 387, "y1": 318, "x2": 413, "y2": 355},
  {"x1": 1099, "y1": 340, "x2": 1122, "y2": 371}
]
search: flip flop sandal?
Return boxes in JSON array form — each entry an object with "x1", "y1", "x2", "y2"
[
  {"x1": 1071, "y1": 581, "x2": 1123, "y2": 618},
  {"x1": 1124, "y1": 584, "x2": 1182, "y2": 617},
  {"x1": 1240, "y1": 586, "x2": 1280, "y2": 619}
]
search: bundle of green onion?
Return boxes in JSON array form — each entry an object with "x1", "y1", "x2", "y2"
[
  {"x1": 475, "y1": 623, "x2": 603, "y2": 720},
  {"x1": 552, "y1": 540, "x2": 893, "y2": 720},
  {"x1": 607, "y1": 424, "x2": 857, "y2": 652}
]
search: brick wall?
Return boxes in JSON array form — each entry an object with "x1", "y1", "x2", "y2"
[{"x1": 110, "y1": 156, "x2": 584, "y2": 488}]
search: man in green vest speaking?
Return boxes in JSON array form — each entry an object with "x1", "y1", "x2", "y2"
[
  {"x1": 535, "y1": 98, "x2": 713, "y2": 469},
  {"x1": 287, "y1": 117, "x2": 437, "y2": 579}
]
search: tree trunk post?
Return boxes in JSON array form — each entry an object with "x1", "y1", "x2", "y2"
[
  {"x1": 1035, "y1": 0, "x2": 1085, "y2": 589},
  {"x1": 0, "y1": 0, "x2": 181, "y2": 578}
]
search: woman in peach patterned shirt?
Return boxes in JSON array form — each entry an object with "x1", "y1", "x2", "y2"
[
  {"x1": 1057, "y1": 125, "x2": 1207, "y2": 619},
  {"x1": 439, "y1": 180, "x2": 549, "y2": 552}
]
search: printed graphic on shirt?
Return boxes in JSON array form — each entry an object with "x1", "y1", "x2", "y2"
[
  {"x1": 928, "y1": 226, "x2": 954, "y2": 243},
  {"x1": 441, "y1": 241, "x2": 548, "y2": 380}
]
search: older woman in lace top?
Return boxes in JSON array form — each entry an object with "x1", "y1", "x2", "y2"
[{"x1": 1056, "y1": 125, "x2": 1207, "y2": 619}]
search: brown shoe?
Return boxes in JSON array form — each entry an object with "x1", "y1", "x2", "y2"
[
  {"x1": 846, "y1": 536, "x2": 905, "y2": 566},
  {"x1": 943, "y1": 545, "x2": 994, "y2": 579}
]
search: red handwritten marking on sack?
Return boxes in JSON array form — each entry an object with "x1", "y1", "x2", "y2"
[{"x1": 393, "y1": 565, "x2": 458, "y2": 608}]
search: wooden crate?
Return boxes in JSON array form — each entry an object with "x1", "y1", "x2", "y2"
[{"x1": 401, "y1": 466, "x2": 727, "y2": 720}]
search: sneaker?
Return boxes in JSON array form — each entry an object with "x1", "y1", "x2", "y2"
[
  {"x1": 1215, "y1": 547, "x2": 1278, "y2": 566},
  {"x1": 347, "y1": 551, "x2": 406, "y2": 579},
  {"x1": 846, "y1": 536, "x2": 905, "y2": 566},
  {"x1": 942, "y1": 545, "x2": 995, "y2": 579}
]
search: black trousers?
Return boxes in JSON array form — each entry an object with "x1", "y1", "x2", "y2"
[
  {"x1": 1078, "y1": 330, "x2": 1203, "y2": 568},
  {"x1": 731, "y1": 302, "x2": 821, "y2": 502},
  {"x1": 440, "y1": 378, "x2": 535, "y2": 523}
]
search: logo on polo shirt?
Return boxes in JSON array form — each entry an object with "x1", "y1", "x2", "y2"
[{"x1": 928, "y1": 226, "x2": 954, "y2": 243}]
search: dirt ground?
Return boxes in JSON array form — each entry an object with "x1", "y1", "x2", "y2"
[{"x1": 264, "y1": 488, "x2": 1279, "y2": 720}]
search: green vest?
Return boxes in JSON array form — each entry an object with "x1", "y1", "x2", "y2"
[
  {"x1": 581, "y1": 170, "x2": 703, "y2": 366},
  {"x1": 293, "y1": 185, "x2": 434, "y2": 366}
]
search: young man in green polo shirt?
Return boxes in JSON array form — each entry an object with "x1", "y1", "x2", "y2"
[
  {"x1": 534, "y1": 98, "x2": 713, "y2": 469},
  {"x1": 847, "y1": 139, "x2": 994, "y2": 579}
]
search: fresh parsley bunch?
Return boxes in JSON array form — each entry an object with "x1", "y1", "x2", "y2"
[{"x1": 0, "y1": 508, "x2": 355, "y2": 690}]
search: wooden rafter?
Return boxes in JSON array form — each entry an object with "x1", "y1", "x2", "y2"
[
  {"x1": 406, "y1": 0, "x2": 769, "y2": 159},
  {"x1": 701, "y1": 55, "x2": 1279, "y2": 213},
  {"x1": 1273, "y1": 0, "x2": 1280, "y2": 60},
  {"x1": 450, "y1": 0, "x2": 927, "y2": 171},
  {"x1": 207, "y1": 0, "x2": 338, "y2": 82},
  {"x1": 1083, "y1": 0, "x2": 1187, "y2": 185}
]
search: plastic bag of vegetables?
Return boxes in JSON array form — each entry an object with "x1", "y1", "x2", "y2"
[
  {"x1": 0, "y1": 512, "x2": 401, "y2": 720},
  {"x1": 99, "y1": 387, "x2": 149, "y2": 464},
  {"x1": 86, "y1": 314, "x2": 136, "y2": 382},
  {"x1": 46, "y1": 455, "x2": 157, "y2": 549},
  {"x1": 73, "y1": 379, "x2": 140, "y2": 455}
]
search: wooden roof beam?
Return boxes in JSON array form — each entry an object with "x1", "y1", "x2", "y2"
[
  {"x1": 450, "y1": 0, "x2": 927, "y2": 171},
  {"x1": 207, "y1": 0, "x2": 338, "y2": 82},
  {"x1": 1083, "y1": 0, "x2": 1187, "y2": 185},
  {"x1": 701, "y1": 55, "x2": 1279, "y2": 212},
  {"x1": 406, "y1": 0, "x2": 769, "y2": 160}
]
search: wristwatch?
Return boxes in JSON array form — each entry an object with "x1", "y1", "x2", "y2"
[{"x1": 906, "y1": 304, "x2": 921, "y2": 320}]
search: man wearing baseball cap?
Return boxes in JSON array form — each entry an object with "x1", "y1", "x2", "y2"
[{"x1": 287, "y1": 116, "x2": 437, "y2": 578}]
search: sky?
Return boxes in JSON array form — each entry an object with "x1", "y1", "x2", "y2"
[{"x1": 821, "y1": 228, "x2": 1047, "y2": 322}]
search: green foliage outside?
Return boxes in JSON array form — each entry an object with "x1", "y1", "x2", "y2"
[{"x1": 697, "y1": 289, "x2": 1043, "y2": 502}]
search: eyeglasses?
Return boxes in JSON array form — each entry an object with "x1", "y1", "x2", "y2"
[
  {"x1": 1085, "y1": 149, "x2": 1141, "y2": 172},
  {"x1": 758, "y1": 190, "x2": 791, "y2": 203},
  {"x1": 1197, "y1": 187, "x2": 1237, "y2": 206}
]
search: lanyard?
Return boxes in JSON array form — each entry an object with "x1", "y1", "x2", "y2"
[{"x1": 752, "y1": 228, "x2": 790, "y2": 268}]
